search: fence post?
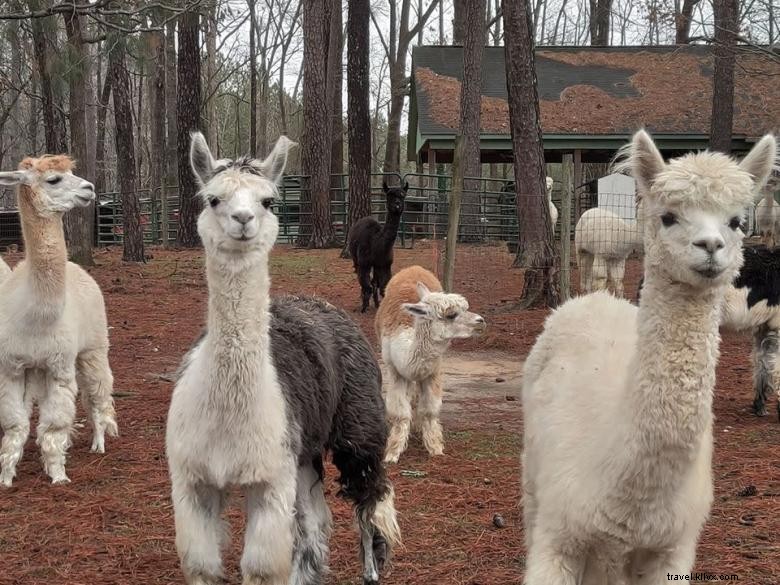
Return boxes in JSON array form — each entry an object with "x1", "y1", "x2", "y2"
[
  {"x1": 444, "y1": 136, "x2": 464, "y2": 292},
  {"x1": 560, "y1": 153, "x2": 573, "y2": 301},
  {"x1": 161, "y1": 183, "x2": 170, "y2": 247}
]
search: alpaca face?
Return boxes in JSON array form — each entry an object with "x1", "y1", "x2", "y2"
[
  {"x1": 0, "y1": 164, "x2": 95, "y2": 214},
  {"x1": 623, "y1": 130, "x2": 777, "y2": 290},
  {"x1": 190, "y1": 132, "x2": 296, "y2": 254},
  {"x1": 382, "y1": 180, "x2": 408, "y2": 214},
  {"x1": 402, "y1": 282, "x2": 486, "y2": 341}
]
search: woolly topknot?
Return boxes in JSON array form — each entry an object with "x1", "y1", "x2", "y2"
[{"x1": 19, "y1": 155, "x2": 75, "y2": 173}]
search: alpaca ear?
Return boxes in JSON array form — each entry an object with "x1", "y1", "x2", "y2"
[
  {"x1": 382, "y1": 179, "x2": 389, "y2": 193},
  {"x1": 190, "y1": 131, "x2": 215, "y2": 187},
  {"x1": 402, "y1": 302, "x2": 432, "y2": 320},
  {"x1": 0, "y1": 170, "x2": 30, "y2": 186},
  {"x1": 416, "y1": 281, "x2": 431, "y2": 300},
  {"x1": 402, "y1": 180, "x2": 409, "y2": 193},
  {"x1": 259, "y1": 135, "x2": 297, "y2": 184},
  {"x1": 617, "y1": 129, "x2": 665, "y2": 196},
  {"x1": 739, "y1": 134, "x2": 778, "y2": 191}
]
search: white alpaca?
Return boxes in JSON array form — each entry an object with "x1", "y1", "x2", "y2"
[
  {"x1": 755, "y1": 190, "x2": 780, "y2": 247},
  {"x1": 376, "y1": 265, "x2": 486, "y2": 464},
  {"x1": 0, "y1": 155, "x2": 117, "y2": 487},
  {"x1": 167, "y1": 133, "x2": 399, "y2": 585},
  {"x1": 521, "y1": 130, "x2": 777, "y2": 585},
  {"x1": 0, "y1": 256, "x2": 9, "y2": 282},
  {"x1": 546, "y1": 176, "x2": 558, "y2": 228},
  {"x1": 574, "y1": 207, "x2": 643, "y2": 298}
]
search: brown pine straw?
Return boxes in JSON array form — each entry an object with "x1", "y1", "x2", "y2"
[{"x1": 0, "y1": 246, "x2": 777, "y2": 584}]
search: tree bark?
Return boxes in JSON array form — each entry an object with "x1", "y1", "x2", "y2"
[
  {"x1": 249, "y1": 0, "x2": 258, "y2": 153},
  {"x1": 108, "y1": 29, "x2": 145, "y2": 262},
  {"x1": 459, "y1": 0, "x2": 486, "y2": 241},
  {"x1": 94, "y1": 67, "x2": 111, "y2": 198},
  {"x1": 299, "y1": 0, "x2": 337, "y2": 247},
  {"x1": 165, "y1": 19, "x2": 178, "y2": 184},
  {"x1": 588, "y1": 0, "x2": 612, "y2": 45},
  {"x1": 342, "y1": 0, "x2": 372, "y2": 257},
  {"x1": 148, "y1": 24, "x2": 167, "y2": 244},
  {"x1": 176, "y1": 8, "x2": 202, "y2": 247},
  {"x1": 63, "y1": 11, "x2": 94, "y2": 265},
  {"x1": 503, "y1": 0, "x2": 559, "y2": 308},
  {"x1": 204, "y1": 3, "x2": 218, "y2": 150},
  {"x1": 28, "y1": 0, "x2": 63, "y2": 153},
  {"x1": 453, "y1": 0, "x2": 466, "y2": 43},
  {"x1": 675, "y1": 0, "x2": 701, "y2": 43},
  {"x1": 710, "y1": 0, "x2": 737, "y2": 154},
  {"x1": 327, "y1": 0, "x2": 344, "y2": 178}
]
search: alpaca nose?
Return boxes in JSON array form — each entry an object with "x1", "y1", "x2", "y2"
[
  {"x1": 693, "y1": 236, "x2": 724, "y2": 254},
  {"x1": 231, "y1": 211, "x2": 255, "y2": 225},
  {"x1": 81, "y1": 181, "x2": 95, "y2": 192}
]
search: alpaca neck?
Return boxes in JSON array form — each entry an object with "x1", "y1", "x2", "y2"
[
  {"x1": 18, "y1": 186, "x2": 68, "y2": 303},
  {"x1": 205, "y1": 250, "x2": 272, "y2": 359},
  {"x1": 628, "y1": 274, "x2": 721, "y2": 456},
  {"x1": 380, "y1": 209, "x2": 402, "y2": 248},
  {"x1": 412, "y1": 321, "x2": 450, "y2": 361}
]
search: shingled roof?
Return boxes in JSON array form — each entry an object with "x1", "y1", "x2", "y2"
[{"x1": 409, "y1": 45, "x2": 779, "y2": 161}]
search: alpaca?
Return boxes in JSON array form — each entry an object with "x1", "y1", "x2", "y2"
[
  {"x1": 720, "y1": 245, "x2": 780, "y2": 420},
  {"x1": 755, "y1": 191, "x2": 779, "y2": 247},
  {"x1": 521, "y1": 130, "x2": 776, "y2": 585},
  {"x1": 167, "y1": 132, "x2": 400, "y2": 585},
  {"x1": 546, "y1": 176, "x2": 558, "y2": 228},
  {"x1": 0, "y1": 256, "x2": 9, "y2": 282},
  {"x1": 348, "y1": 181, "x2": 407, "y2": 312},
  {"x1": 575, "y1": 207, "x2": 642, "y2": 298},
  {"x1": 0, "y1": 156, "x2": 118, "y2": 487},
  {"x1": 376, "y1": 265, "x2": 486, "y2": 464}
]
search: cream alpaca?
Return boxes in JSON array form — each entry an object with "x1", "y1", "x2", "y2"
[
  {"x1": 375, "y1": 266, "x2": 485, "y2": 463},
  {"x1": 0, "y1": 256, "x2": 9, "y2": 282},
  {"x1": 0, "y1": 156, "x2": 117, "y2": 487},
  {"x1": 521, "y1": 130, "x2": 777, "y2": 585},
  {"x1": 575, "y1": 207, "x2": 643, "y2": 297}
]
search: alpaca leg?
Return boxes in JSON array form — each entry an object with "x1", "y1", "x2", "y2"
[
  {"x1": 751, "y1": 326, "x2": 776, "y2": 417},
  {"x1": 290, "y1": 461, "x2": 332, "y2": 585},
  {"x1": 523, "y1": 530, "x2": 584, "y2": 585},
  {"x1": 358, "y1": 266, "x2": 373, "y2": 313},
  {"x1": 418, "y1": 374, "x2": 444, "y2": 457},
  {"x1": 579, "y1": 252, "x2": 594, "y2": 294},
  {"x1": 383, "y1": 367, "x2": 413, "y2": 464},
  {"x1": 172, "y1": 478, "x2": 226, "y2": 584},
  {"x1": 591, "y1": 256, "x2": 608, "y2": 292},
  {"x1": 371, "y1": 271, "x2": 381, "y2": 309},
  {"x1": 632, "y1": 542, "x2": 696, "y2": 585},
  {"x1": 36, "y1": 372, "x2": 78, "y2": 484},
  {"x1": 521, "y1": 452, "x2": 538, "y2": 551},
  {"x1": 241, "y1": 467, "x2": 297, "y2": 585},
  {"x1": 0, "y1": 373, "x2": 29, "y2": 487},
  {"x1": 76, "y1": 348, "x2": 118, "y2": 454},
  {"x1": 607, "y1": 258, "x2": 626, "y2": 298}
]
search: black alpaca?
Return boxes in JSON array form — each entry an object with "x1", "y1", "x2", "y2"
[{"x1": 348, "y1": 181, "x2": 407, "y2": 312}]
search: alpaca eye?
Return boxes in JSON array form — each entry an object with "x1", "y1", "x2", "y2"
[
  {"x1": 661, "y1": 212, "x2": 677, "y2": 227},
  {"x1": 208, "y1": 196, "x2": 220, "y2": 208},
  {"x1": 261, "y1": 198, "x2": 274, "y2": 210},
  {"x1": 445, "y1": 312, "x2": 457, "y2": 320},
  {"x1": 47, "y1": 176, "x2": 62, "y2": 185},
  {"x1": 728, "y1": 217, "x2": 742, "y2": 231}
]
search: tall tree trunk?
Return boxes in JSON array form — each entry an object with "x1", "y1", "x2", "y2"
[
  {"x1": 710, "y1": 0, "x2": 737, "y2": 153},
  {"x1": 299, "y1": 0, "x2": 337, "y2": 247},
  {"x1": 204, "y1": 3, "x2": 218, "y2": 149},
  {"x1": 95, "y1": 67, "x2": 111, "y2": 198},
  {"x1": 176, "y1": 8, "x2": 203, "y2": 247},
  {"x1": 459, "y1": 0, "x2": 486, "y2": 242},
  {"x1": 63, "y1": 11, "x2": 94, "y2": 265},
  {"x1": 503, "y1": 0, "x2": 559, "y2": 308},
  {"x1": 453, "y1": 0, "x2": 466, "y2": 43},
  {"x1": 165, "y1": 19, "x2": 178, "y2": 184},
  {"x1": 328, "y1": 0, "x2": 344, "y2": 178},
  {"x1": 342, "y1": 0, "x2": 372, "y2": 257},
  {"x1": 588, "y1": 0, "x2": 612, "y2": 45},
  {"x1": 148, "y1": 25, "x2": 167, "y2": 244},
  {"x1": 108, "y1": 30, "x2": 145, "y2": 262},
  {"x1": 249, "y1": 0, "x2": 258, "y2": 153},
  {"x1": 675, "y1": 0, "x2": 701, "y2": 43},
  {"x1": 29, "y1": 0, "x2": 62, "y2": 153}
]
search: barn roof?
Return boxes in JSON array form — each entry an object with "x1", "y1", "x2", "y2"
[{"x1": 409, "y1": 45, "x2": 780, "y2": 163}]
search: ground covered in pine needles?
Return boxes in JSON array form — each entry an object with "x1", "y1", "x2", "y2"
[{"x1": 0, "y1": 242, "x2": 777, "y2": 584}]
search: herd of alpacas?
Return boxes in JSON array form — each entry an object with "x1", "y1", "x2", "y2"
[{"x1": 0, "y1": 128, "x2": 777, "y2": 585}]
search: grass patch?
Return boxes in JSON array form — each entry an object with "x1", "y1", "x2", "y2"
[{"x1": 446, "y1": 430, "x2": 521, "y2": 460}]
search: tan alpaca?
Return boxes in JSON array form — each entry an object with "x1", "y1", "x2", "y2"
[{"x1": 0, "y1": 155, "x2": 117, "y2": 487}]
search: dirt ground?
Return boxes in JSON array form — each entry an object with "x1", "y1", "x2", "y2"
[{"x1": 0, "y1": 241, "x2": 778, "y2": 584}]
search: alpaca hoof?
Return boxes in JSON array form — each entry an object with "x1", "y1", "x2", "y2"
[
  {"x1": 51, "y1": 473, "x2": 71, "y2": 485},
  {"x1": 383, "y1": 453, "x2": 399, "y2": 465},
  {"x1": 363, "y1": 579, "x2": 380, "y2": 585},
  {"x1": 0, "y1": 472, "x2": 14, "y2": 487},
  {"x1": 90, "y1": 437, "x2": 105, "y2": 453},
  {"x1": 754, "y1": 405, "x2": 768, "y2": 417},
  {"x1": 426, "y1": 446, "x2": 444, "y2": 457}
]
